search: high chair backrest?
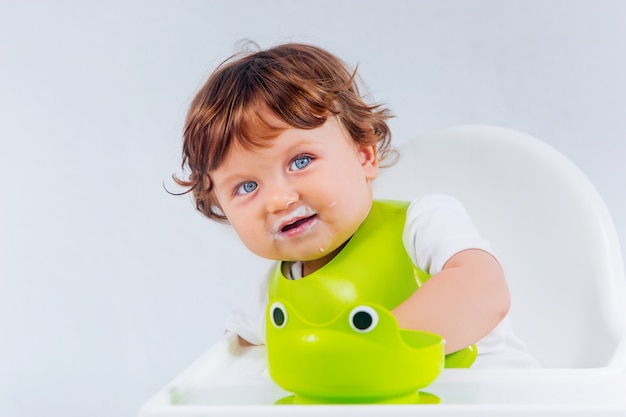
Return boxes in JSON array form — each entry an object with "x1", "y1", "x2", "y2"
[{"x1": 373, "y1": 125, "x2": 626, "y2": 368}]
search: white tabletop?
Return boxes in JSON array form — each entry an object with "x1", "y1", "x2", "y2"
[{"x1": 140, "y1": 333, "x2": 626, "y2": 417}]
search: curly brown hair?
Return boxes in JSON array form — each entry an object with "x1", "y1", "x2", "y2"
[{"x1": 174, "y1": 42, "x2": 395, "y2": 222}]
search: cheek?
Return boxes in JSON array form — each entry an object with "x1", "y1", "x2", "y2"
[
  {"x1": 223, "y1": 208, "x2": 253, "y2": 238},
  {"x1": 229, "y1": 214, "x2": 259, "y2": 238},
  {"x1": 231, "y1": 222, "x2": 267, "y2": 256},
  {"x1": 332, "y1": 168, "x2": 371, "y2": 197}
]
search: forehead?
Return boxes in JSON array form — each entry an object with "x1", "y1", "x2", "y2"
[
  {"x1": 208, "y1": 107, "x2": 287, "y2": 171},
  {"x1": 213, "y1": 116, "x2": 354, "y2": 176}
]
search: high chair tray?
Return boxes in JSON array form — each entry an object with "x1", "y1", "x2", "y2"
[{"x1": 140, "y1": 332, "x2": 626, "y2": 416}]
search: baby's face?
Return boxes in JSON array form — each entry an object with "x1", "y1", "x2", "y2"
[{"x1": 211, "y1": 116, "x2": 379, "y2": 266}]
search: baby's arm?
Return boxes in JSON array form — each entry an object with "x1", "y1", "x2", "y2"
[
  {"x1": 392, "y1": 248, "x2": 509, "y2": 354},
  {"x1": 395, "y1": 195, "x2": 510, "y2": 354}
]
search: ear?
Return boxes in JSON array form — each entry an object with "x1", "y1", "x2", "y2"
[{"x1": 358, "y1": 144, "x2": 379, "y2": 180}]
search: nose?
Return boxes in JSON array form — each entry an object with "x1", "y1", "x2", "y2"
[{"x1": 265, "y1": 183, "x2": 300, "y2": 213}]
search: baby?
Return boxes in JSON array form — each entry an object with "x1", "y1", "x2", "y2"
[{"x1": 175, "y1": 42, "x2": 538, "y2": 368}]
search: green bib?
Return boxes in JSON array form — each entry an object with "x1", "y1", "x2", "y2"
[{"x1": 267, "y1": 199, "x2": 476, "y2": 371}]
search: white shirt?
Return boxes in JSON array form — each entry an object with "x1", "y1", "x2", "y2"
[{"x1": 224, "y1": 194, "x2": 539, "y2": 368}]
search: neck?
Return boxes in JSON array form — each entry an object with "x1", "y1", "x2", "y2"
[{"x1": 300, "y1": 240, "x2": 349, "y2": 276}]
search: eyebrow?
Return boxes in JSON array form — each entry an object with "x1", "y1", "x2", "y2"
[{"x1": 211, "y1": 170, "x2": 246, "y2": 192}]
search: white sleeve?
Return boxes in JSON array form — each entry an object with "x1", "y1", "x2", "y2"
[
  {"x1": 223, "y1": 264, "x2": 275, "y2": 345},
  {"x1": 402, "y1": 194, "x2": 494, "y2": 274}
]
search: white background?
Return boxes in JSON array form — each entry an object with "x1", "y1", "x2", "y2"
[{"x1": 1, "y1": 1, "x2": 625, "y2": 416}]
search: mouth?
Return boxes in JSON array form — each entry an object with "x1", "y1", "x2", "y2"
[
  {"x1": 279, "y1": 214, "x2": 317, "y2": 237},
  {"x1": 281, "y1": 215, "x2": 317, "y2": 232},
  {"x1": 272, "y1": 207, "x2": 319, "y2": 239}
]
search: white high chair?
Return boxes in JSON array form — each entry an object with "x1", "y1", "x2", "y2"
[{"x1": 141, "y1": 126, "x2": 626, "y2": 416}]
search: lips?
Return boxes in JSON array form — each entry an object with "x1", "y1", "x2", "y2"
[
  {"x1": 271, "y1": 206, "x2": 318, "y2": 239},
  {"x1": 281, "y1": 215, "x2": 317, "y2": 232}
]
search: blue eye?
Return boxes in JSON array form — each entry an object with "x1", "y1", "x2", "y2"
[
  {"x1": 236, "y1": 181, "x2": 258, "y2": 195},
  {"x1": 290, "y1": 155, "x2": 312, "y2": 171}
]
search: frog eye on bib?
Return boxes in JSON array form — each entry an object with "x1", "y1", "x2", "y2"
[
  {"x1": 270, "y1": 302, "x2": 288, "y2": 328},
  {"x1": 349, "y1": 306, "x2": 379, "y2": 333}
]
